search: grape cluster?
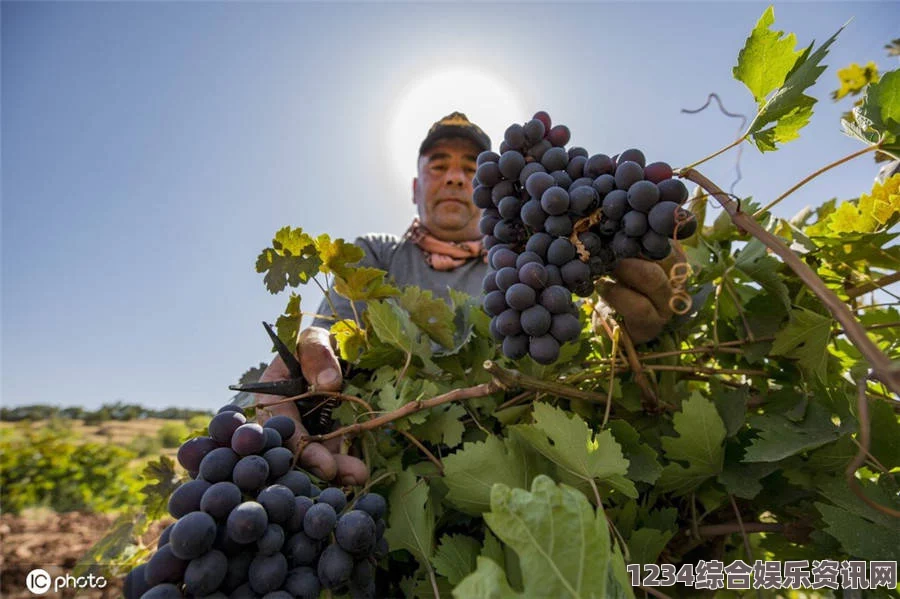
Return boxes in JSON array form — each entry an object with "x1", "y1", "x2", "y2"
[
  {"x1": 124, "y1": 405, "x2": 388, "y2": 599},
  {"x1": 478, "y1": 111, "x2": 697, "y2": 363}
]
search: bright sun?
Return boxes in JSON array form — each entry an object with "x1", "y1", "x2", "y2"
[{"x1": 388, "y1": 67, "x2": 526, "y2": 186}]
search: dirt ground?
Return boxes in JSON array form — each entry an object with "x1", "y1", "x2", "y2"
[{"x1": 0, "y1": 510, "x2": 171, "y2": 598}]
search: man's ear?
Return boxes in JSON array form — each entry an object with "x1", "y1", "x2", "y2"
[{"x1": 411, "y1": 177, "x2": 419, "y2": 205}]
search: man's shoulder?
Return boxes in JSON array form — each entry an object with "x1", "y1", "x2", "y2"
[{"x1": 355, "y1": 232, "x2": 404, "y2": 249}]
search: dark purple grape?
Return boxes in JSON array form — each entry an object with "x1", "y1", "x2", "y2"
[
  {"x1": 304, "y1": 502, "x2": 337, "y2": 540},
  {"x1": 612, "y1": 231, "x2": 641, "y2": 258},
  {"x1": 627, "y1": 180, "x2": 660, "y2": 213},
  {"x1": 318, "y1": 545, "x2": 354, "y2": 589},
  {"x1": 476, "y1": 162, "x2": 501, "y2": 187},
  {"x1": 124, "y1": 564, "x2": 150, "y2": 599},
  {"x1": 335, "y1": 510, "x2": 376, "y2": 555},
  {"x1": 540, "y1": 187, "x2": 569, "y2": 216},
  {"x1": 674, "y1": 211, "x2": 698, "y2": 239},
  {"x1": 483, "y1": 290, "x2": 508, "y2": 317},
  {"x1": 644, "y1": 161, "x2": 673, "y2": 183},
  {"x1": 647, "y1": 201, "x2": 680, "y2": 236},
  {"x1": 525, "y1": 171, "x2": 555, "y2": 199},
  {"x1": 622, "y1": 211, "x2": 648, "y2": 237},
  {"x1": 540, "y1": 286, "x2": 572, "y2": 314},
  {"x1": 144, "y1": 545, "x2": 188, "y2": 587},
  {"x1": 283, "y1": 566, "x2": 320, "y2": 599},
  {"x1": 545, "y1": 264, "x2": 563, "y2": 287},
  {"x1": 198, "y1": 447, "x2": 239, "y2": 484},
  {"x1": 178, "y1": 437, "x2": 220, "y2": 474},
  {"x1": 489, "y1": 317, "x2": 504, "y2": 341},
  {"x1": 482, "y1": 271, "x2": 499, "y2": 293},
  {"x1": 209, "y1": 411, "x2": 246, "y2": 445},
  {"x1": 477, "y1": 150, "x2": 500, "y2": 165},
  {"x1": 519, "y1": 262, "x2": 548, "y2": 289},
  {"x1": 521, "y1": 305, "x2": 552, "y2": 336},
  {"x1": 483, "y1": 235, "x2": 501, "y2": 250},
  {"x1": 506, "y1": 283, "x2": 537, "y2": 311},
  {"x1": 597, "y1": 218, "x2": 618, "y2": 237},
  {"x1": 286, "y1": 532, "x2": 321, "y2": 567},
  {"x1": 502, "y1": 335, "x2": 529, "y2": 359},
  {"x1": 263, "y1": 447, "x2": 293, "y2": 480},
  {"x1": 498, "y1": 196, "x2": 523, "y2": 220},
  {"x1": 544, "y1": 215, "x2": 573, "y2": 237},
  {"x1": 614, "y1": 161, "x2": 644, "y2": 190},
  {"x1": 550, "y1": 313, "x2": 582, "y2": 343},
  {"x1": 530, "y1": 335, "x2": 561, "y2": 364},
  {"x1": 547, "y1": 238, "x2": 576, "y2": 266},
  {"x1": 248, "y1": 552, "x2": 288, "y2": 594},
  {"x1": 140, "y1": 583, "x2": 183, "y2": 598},
  {"x1": 489, "y1": 246, "x2": 517, "y2": 270},
  {"x1": 518, "y1": 162, "x2": 547, "y2": 187},
  {"x1": 499, "y1": 151, "x2": 526, "y2": 180},
  {"x1": 495, "y1": 266, "x2": 519, "y2": 291},
  {"x1": 233, "y1": 455, "x2": 270, "y2": 492},
  {"x1": 525, "y1": 232, "x2": 553, "y2": 259},
  {"x1": 619, "y1": 148, "x2": 646, "y2": 168},
  {"x1": 658, "y1": 178, "x2": 689, "y2": 204},
  {"x1": 158, "y1": 522, "x2": 174, "y2": 549},
  {"x1": 561, "y1": 259, "x2": 591, "y2": 288},
  {"x1": 566, "y1": 155, "x2": 587, "y2": 180},
  {"x1": 642, "y1": 231, "x2": 672, "y2": 259},
  {"x1": 169, "y1": 511, "x2": 217, "y2": 560},
  {"x1": 352, "y1": 560, "x2": 374, "y2": 588},
  {"x1": 601, "y1": 189, "x2": 628, "y2": 221},
  {"x1": 491, "y1": 180, "x2": 516, "y2": 204},
  {"x1": 473, "y1": 184, "x2": 493, "y2": 209},
  {"x1": 528, "y1": 139, "x2": 552, "y2": 161},
  {"x1": 585, "y1": 154, "x2": 615, "y2": 177},
  {"x1": 354, "y1": 493, "x2": 386, "y2": 520},
  {"x1": 184, "y1": 549, "x2": 228, "y2": 596},
  {"x1": 592, "y1": 174, "x2": 616, "y2": 197},
  {"x1": 547, "y1": 125, "x2": 570, "y2": 147},
  {"x1": 284, "y1": 496, "x2": 315, "y2": 534},
  {"x1": 232, "y1": 423, "x2": 266, "y2": 456},
  {"x1": 220, "y1": 552, "x2": 253, "y2": 592},
  {"x1": 577, "y1": 232, "x2": 603, "y2": 255},
  {"x1": 496, "y1": 309, "x2": 523, "y2": 336},
  {"x1": 257, "y1": 484, "x2": 296, "y2": 524},
  {"x1": 217, "y1": 404, "x2": 245, "y2": 415},
  {"x1": 257, "y1": 523, "x2": 285, "y2": 556},
  {"x1": 262, "y1": 427, "x2": 282, "y2": 451},
  {"x1": 520, "y1": 199, "x2": 548, "y2": 230},
  {"x1": 523, "y1": 118, "x2": 546, "y2": 144},
  {"x1": 493, "y1": 219, "x2": 522, "y2": 244},
  {"x1": 479, "y1": 214, "x2": 500, "y2": 236},
  {"x1": 570, "y1": 186, "x2": 599, "y2": 216},
  {"x1": 569, "y1": 176, "x2": 594, "y2": 190},
  {"x1": 504, "y1": 124, "x2": 526, "y2": 149},
  {"x1": 541, "y1": 147, "x2": 569, "y2": 172},
  {"x1": 550, "y1": 170, "x2": 573, "y2": 189},
  {"x1": 201, "y1": 481, "x2": 242, "y2": 521},
  {"x1": 227, "y1": 501, "x2": 269, "y2": 544},
  {"x1": 262, "y1": 416, "x2": 296, "y2": 443},
  {"x1": 275, "y1": 470, "x2": 312, "y2": 497},
  {"x1": 168, "y1": 479, "x2": 211, "y2": 519},
  {"x1": 515, "y1": 251, "x2": 543, "y2": 268},
  {"x1": 317, "y1": 487, "x2": 348, "y2": 512},
  {"x1": 568, "y1": 146, "x2": 589, "y2": 159}
]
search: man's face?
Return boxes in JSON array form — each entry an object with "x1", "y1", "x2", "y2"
[{"x1": 412, "y1": 137, "x2": 481, "y2": 242}]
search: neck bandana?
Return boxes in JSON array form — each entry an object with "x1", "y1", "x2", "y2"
[{"x1": 404, "y1": 218, "x2": 487, "y2": 271}]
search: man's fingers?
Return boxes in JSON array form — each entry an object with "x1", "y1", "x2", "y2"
[
  {"x1": 334, "y1": 454, "x2": 370, "y2": 486},
  {"x1": 297, "y1": 327, "x2": 343, "y2": 392},
  {"x1": 258, "y1": 354, "x2": 291, "y2": 384},
  {"x1": 298, "y1": 441, "x2": 338, "y2": 481},
  {"x1": 601, "y1": 284, "x2": 668, "y2": 344},
  {"x1": 611, "y1": 258, "x2": 673, "y2": 319}
]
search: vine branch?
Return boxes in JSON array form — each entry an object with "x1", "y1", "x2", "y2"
[{"x1": 483, "y1": 361, "x2": 610, "y2": 405}]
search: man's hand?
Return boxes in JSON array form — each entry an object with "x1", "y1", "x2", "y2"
[
  {"x1": 598, "y1": 249, "x2": 686, "y2": 344},
  {"x1": 254, "y1": 327, "x2": 369, "y2": 486}
]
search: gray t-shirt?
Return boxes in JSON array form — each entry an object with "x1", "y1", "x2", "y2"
[{"x1": 311, "y1": 233, "x2": 487, "y2": 329}]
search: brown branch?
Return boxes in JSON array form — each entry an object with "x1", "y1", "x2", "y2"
[
  {"x1": 638, "y1": 346, "x2": 743, "y2": 360},
  {"x1": 682, "y1": 168, "x2": 900, "y2": 395},
  {"x1": 618, "y1": 328, "x2": 660, "y2": 410},
  {"x1": 303, "y1": 381, "x2": 502, "y2": 444},
  {"x1": 639, "y1": 365, "x2": 767, "y2": 377},
  {"x1": 845, "y1": 378, "x2": 900, "y2": 518},
  {"x1": 729, "y1": 494, "x2": 754, "y2": 563},
  {"x1": 845, "y1": 271, "x2": 900, "y2": 300},
  {"x1": 393, "y1": 427, "x2": 444, "y2": 476},
  {"x1": 483, "y1": 360, "x2": 610, "y2": 405},
  {"x1": 696, "y1": 522, "x2": 784, "y2": 536}
]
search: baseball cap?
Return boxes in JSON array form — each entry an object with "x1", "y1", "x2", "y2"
[{"x1": 419, "y1": 111, "x2": 492, "y2": 156}]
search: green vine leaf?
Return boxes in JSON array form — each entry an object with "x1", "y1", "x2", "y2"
[
  {"x1": 140, "y1": 456, "x2": 180, "y2": 521},
  {"x1": 332, "y1": 266, "x2": 399, "y2": 301},
  {"x1": 274, "y1": 292, "x2": 302, "y2": 351},
  {"x1": 743, "y1": 402, "x2": 849, "y2": 462},
  {"x1": 432, "y1": 534, "x2": 481, "y2": 586},
  {"x1": 770, "y1": 307, "x2": 833, "y2": 383},
  {"x1": 384, "y1": 470, "x2": 434, "y2": 566},
  {"x1": 734, "y1": 6, "x2": 844, "y2": 151},
  {"x1": 396, "y1": 285, "x2": 456, "y2": 349},
  {"x1": 658, "y1": 393, "x2": 727, "y2": 496},
  {"x1": 846, "y1": 68, "x2": 900, "y2": 156},
  {"x1": 255, "y1": 226, "x2": 321, "y2": 293}
]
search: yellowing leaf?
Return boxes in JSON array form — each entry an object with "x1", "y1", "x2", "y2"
[
  {"x1": 333, "y1": 266, "x2": 399, "y2": 301},
  {"x1": 330, "y1": 318, "x2": 366, "y2": 361},
  {"x1": 832, "y1": 61, "x2": 880, "y2": 100},
  {"x1": 255, "y1": 226, "x2": 321, "y2": 293},
  {"x1": 314, "y1": 234, "x2": 364, "y2": 278}
]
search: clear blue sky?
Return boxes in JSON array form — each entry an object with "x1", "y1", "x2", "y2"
[{"x1": 2, "y1": 2, "x2": 896, "y2": 412}]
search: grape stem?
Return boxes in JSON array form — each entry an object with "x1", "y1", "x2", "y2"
[
  {"x1": 392, "y1": 427, "x2": 444, "y2": 475},
  {"x1": 681, "y1": 168, "x2": 900, "y2": 395},
  {"x1": 617, "y1": 328, "x2": 662, "y2": 411},
  {"x1": 753, "y1": 143, "x2": 881, "y2": 218},
  {"x1": 845, "y1": 271, "x2": 900, "y2": 300},
  {"x1": 677, "y1": 136, "x2": 745, "y2": 173},
  {"x1": 483, "y1": 361, "x2": 610, "y2": 405}
]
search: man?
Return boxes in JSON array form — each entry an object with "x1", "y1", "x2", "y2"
[{"x1": 256, "y1": 112, "x2": 680, "y2": 486}]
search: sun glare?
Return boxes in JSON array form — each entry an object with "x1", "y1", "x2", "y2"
[{"x1": 388, "y1": 67, "x2": 526, "y2": 186}]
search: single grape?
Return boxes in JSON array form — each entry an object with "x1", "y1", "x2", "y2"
[
  {"x1": 473, "y1": 184, "x2": 493, "y2": 209},
  {"x1": 248, "y1": 552, "x2": 288, "y2": 595},
  {"x1": 569, "y1": 176, "x2": 594, "y2": 190},
  {"x1": 521, "y1": 305, "x2": 552, "y2": 337},
  {"x1": 577, "y1": 232, "x2": 603, "y2": 255},
  {"x1": 232, "y1": 455, "x2": 270, "y2": 492},
  {"x1": 505, "y1": 283, "x2": 536, "y2": 311},
  {"x1": 612, "y1": 231, "x2": 641, "y2": 258},
  {"x1": 644, "y1": 161, "x2": 673, "y2": 183},
  {"x1": 318, "y1": 487, "x2": 348, "y2": 512},
  {"x1": 482, "y1": 271, "x2": 499, "y2": 293},
  {"x1": 262, "y1": 427, "x2": 282, "y2": 451},
  {"x1": 540, "y1": 186, "x2": 569, "y2": 216},
  {"x1": 525, "y1": 232, "x2": 553, "y2": 259},
  {"x1": 504, "y1": 124, "x2": 526, "y2": 149},
  {"x1": 495, "y1": 308, "x2": 523, "y2": 336},
  {"x1": 502, "y1": 335, "x2": 529, "y2": 359},
  {"x1": 647, "y1": 201, "x2": 680, "y2": 237},
  {"x1": 523, "y1": 117, "x2": 546, "y2": 144},
  {"x1": 317, "y1": 545, "x2": 354, "y2": 589},
  {"x1": 518, "y1": 161, "x2": 547, "y2": 187},
  {"x1": 547, "y1": 238, "x2": 576, "y2": 266},
  {"x1": 285, "y1": 531, "x2": 321, "y2": 567},
  {"x1": 520, "y1": 198, "x2": 548, "y2": 230},
  {"x1": 208, "y1": 411, "x2": 246, "y2": 445},
  {"x1": 475, "y1": 161, "x2": 501, "y2": 187},
  {"x1": 525, "y1": 171, "x2": 555, "y2": 199},
  {"x1": 515, "y1": 251, "x2": 542, "y2": 268},
  {"x1": 335, "y1": 510, "x2": 377, "y2": 555},
  {"x1": 488, "y1": 246, "x2": 517, "y2": 270},
  {"x1": 495, "y1": 266, "x2": 519, "y2": 291},
  {"x1": 257, "y1": 484, "x2": 296, "y2": 524},
  {"x1": 499, "y1": 150, "x2": 526, "y2": 180},
  {"x1": 200, "y1": 481, "x2": 242, "y2": 521},
  {"x1": 227, "y1": 501, "x2": 269, "y2": 544},
  {"x1": 498, "y1": 196, "x2": 523, "y2": 220},
  {"x1": 540, "y1": 285, "x2": 572, "y2": 314},
  {"x1": 642, "y1": 230, "x2": 672, "y2": 260},
  {"x1": 529, "y1": 335, "x2": 561, "y2": 364},
  {"x1": 658, "y1": 178, "x2": 689, "y2": 204},
  {"x1": 183, "y1": 549, "x2": 228, "y2": 596},
  {"x1": 550, "y1": 169, "x2": 572, "y2": 189},
  {"x1": 585, "y1": 154, "x2": 615, "y2": 177},
  {"x1": 283, "y1": 566, "x2": 321, "y2": 599},
  {"x1": 169, "y1": 511, "x2": 217, "y2": 560},
  {"x1": 541, "y1": 146, "x2": 569, "y2": 171},
  {"x1": 601, "y1": 189, "x2": 628, "y2": 220},
  {"x1": 544, "y1": 214, "x2": 573, "y2": 237},
  {"x1": 263, "y1": 447, "x2": 293, "y2": 480},
  {"x1": 231, "y1": 423, "x2": 266, "y2": 456},
  {"x1": 257, "y1": 523, "x2": 285, "y2": 556},
  {"x1": 547, "y1": 125, "x2": 571, "y2": 147},
  {"x1": 561, "y1": 259, "x2": 591, "y2": 288},
  {"x1": 569, "y1": 185, "x2": 599, "y2": 216},
  {"x1": 568, "y1": 146, "x2": 589, "y2": 159},
  {"x1": 177, "y1": 437, "x2": 219, "y2": 474},
  {"x1": 198, "y1": 447, "x2": 239, "y2": 484},
  {"x1": 491, "y1": 180, "x2": 516, "y2": 204},
  {"x1": 262, "y1": 415, "x2": 296, "y2": 443},
  {"x1": 532, "y1": 110, "x2": 552, "y2": 131},
  {"x1": 626, "y1": 180, "x2": 660, "y2": 213},
  {"x1": 168, "y1": 479, "x2": 211, "y2": 519},
  {"x1": 622, "y1": 211, "x2": 649, "y2": 237},
  {"x1": 479, "y1": 214, "x2": 500, "y2": 236},
  {"x1": 528, "y1": 139, "x2": 552, "y2": 161},
  {"x1": 592, "y1": 173, "x2": 616, "y2": 197},
  {"x1": 618, "y1": 148, "x2": 646, "y2": 167},
  {"x1": 566, "y1": 155, "x2": 587, "y2": 180},
  {"x1": 518, "y1": 262, "x2": 548, "y2": 289},
  {"x1": 303, "y1": 502, "x2": 337, "y2": 540},
  {"x1": 477, "y1": 150, "x2": 500, "y2": 165},
  {"x1": 483, "y1": 289, "x2": 508, "y2": 317},
  {"x1": 275, "y1": 470, "x2": 312, "y2": 497},
  {"x1": 550, "y1": 313, "x2": 582, "y2": 343},
  {"x1": 614, "y1": 160, "x2": 644, "y2": 190}
]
